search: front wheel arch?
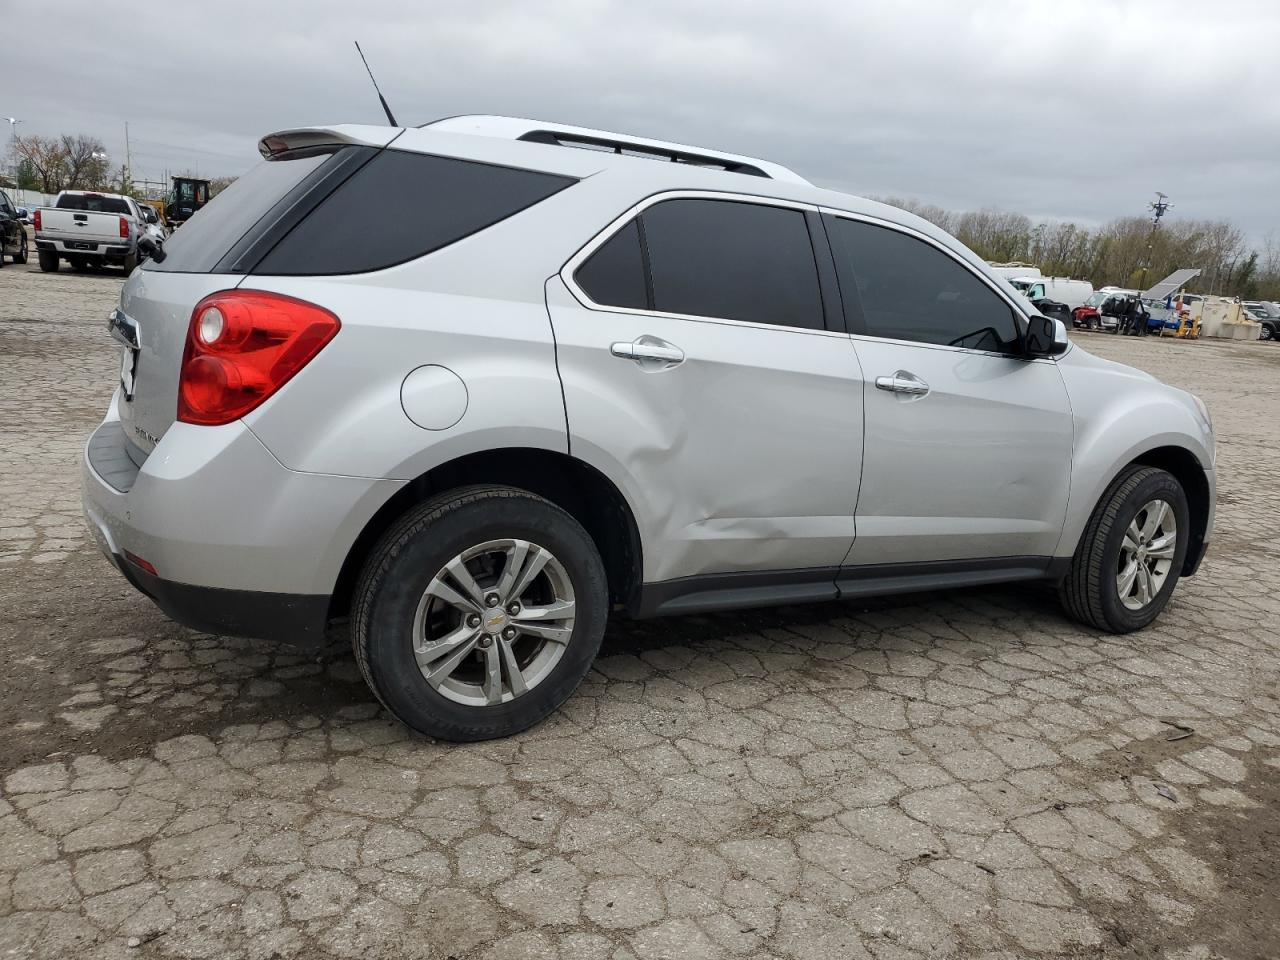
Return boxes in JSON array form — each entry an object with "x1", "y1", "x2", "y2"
[{"x1": 1078, "y1": 446, "x2": 1209, "y2": 578}]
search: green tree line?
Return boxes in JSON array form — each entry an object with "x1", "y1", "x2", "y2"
[{"x1": 879, "y1": 198, "x2": 1279, "y2": 301}]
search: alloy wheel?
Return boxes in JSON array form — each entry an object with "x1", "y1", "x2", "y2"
[
  {"x1": 1116, "y1": 499, "x2": 1177, "y2": 611},
  {"x1": 411, "y1": 539, "x2": 576, "y2": 706}
]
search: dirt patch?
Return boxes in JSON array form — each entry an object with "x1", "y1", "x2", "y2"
[{"x1": 1089, "y1": 733, "x2": 1280, "y2": 960}]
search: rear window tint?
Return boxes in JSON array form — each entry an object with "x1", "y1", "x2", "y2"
[
  {"x1": 253, "y1": 151, "x2": 576, "y2": 276},
  {"x1": 147, "y1": 150, "x2": 334, "y2": 273},
  {"x1": 57, "y1": 194, "x2": 131, "y2": 215}
]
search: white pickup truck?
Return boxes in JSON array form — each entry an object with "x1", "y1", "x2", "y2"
[{"x1": 34, "y1": 190, "x2": 148, "y2": 274}]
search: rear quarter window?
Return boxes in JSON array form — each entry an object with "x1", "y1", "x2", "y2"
[{"x1": 252, "y1": 151, "x2": 576, "y2": 276}]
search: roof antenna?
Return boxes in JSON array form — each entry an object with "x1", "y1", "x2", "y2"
[{"x1": 354, "y1": 41, "x2": 399, "y2": 127}]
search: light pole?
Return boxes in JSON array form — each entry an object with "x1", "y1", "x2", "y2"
[
  {"x1": 3, "y1": 117, "x2": 20, "y2": 188},
  {"x1": 1137, "y1": 191, "x2": 1172, "y2": 295},
  {"x1": 91, "y1": 150, "x2": 109, "y2": 190}
]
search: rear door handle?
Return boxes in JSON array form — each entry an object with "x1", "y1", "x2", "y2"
[
  {"x1": 874, "y1": 371, "x2": 930, "y2": 396},
  {"x1": 611, "y1": 336, "x2": 684, "y2": 368}
]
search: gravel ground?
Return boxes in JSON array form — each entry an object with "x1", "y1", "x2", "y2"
[{"x1": 1, "y1": 261, "x2": 1278, "y2": 960}]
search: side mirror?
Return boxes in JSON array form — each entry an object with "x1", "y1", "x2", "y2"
[
  {"x1": 1025, "y1": 314, "x2": 1068, "y2": 357},
  {"x1": 137, "y1": 235, "x2": 166, "y2": 264}
]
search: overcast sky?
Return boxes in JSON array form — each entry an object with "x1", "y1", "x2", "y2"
[{"x1": 8, "y1": 0, "x2": 1278, "y2": 245}]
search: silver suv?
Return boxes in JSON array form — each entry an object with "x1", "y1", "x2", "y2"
[{"x1": 83, "y1": 116, "x2": 1216, "y2": 741}]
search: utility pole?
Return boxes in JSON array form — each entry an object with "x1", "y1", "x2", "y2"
[
  {"x1": 1137, "y1": 191, "x2": 1171, "y2": 294},
  {"x1": 124, "y1": 122, "x2": 132, "y2": 194}
]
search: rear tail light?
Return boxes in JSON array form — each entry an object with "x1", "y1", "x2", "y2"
[
  {"x1": 33, "y1": 210, "x2": 41, "y2": 231},
  {"x1": 177, "y1": 291, "x2": 340, "y2": 426},
  {"x1": 119, "y1": 216, "x2": 129, "y2": 239}
]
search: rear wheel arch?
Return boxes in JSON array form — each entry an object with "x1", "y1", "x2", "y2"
[{"x1": 330, "y1": 448, "x2": 643, "y2": 623}]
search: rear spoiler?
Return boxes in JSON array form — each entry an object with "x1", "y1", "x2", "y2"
[{"x1": 257, "y1": 125, "x2": 402, "y2": 159}]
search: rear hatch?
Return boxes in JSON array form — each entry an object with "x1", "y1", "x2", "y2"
[{"x1": 114, "y1": 127, "x2": 397, "y2": 459}]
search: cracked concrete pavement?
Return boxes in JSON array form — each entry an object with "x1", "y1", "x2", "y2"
[{"x1": 2, "y1": 262, "x2": 1278, "y2": 959}]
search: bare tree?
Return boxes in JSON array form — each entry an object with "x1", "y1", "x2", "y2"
[
  {"x1": 60, "y1": 134, "x2": 109, "y2": 189},
  {"x1": 12, "y1": 135, "x2": 69, "y2": 192},
  {"x1": 11, "y1": 133, "x2": 112, "y2": 192}
]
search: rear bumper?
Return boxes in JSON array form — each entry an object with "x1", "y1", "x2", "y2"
[
  {"x1": 82, "y1": 403, "x2": 404, "y2": 642},
  {"x1": 35, "y1": 237, "x2": 133, "y2": 259},
  {"x1": 108, "y1": 548, "x2": 330, "y2": 643}
]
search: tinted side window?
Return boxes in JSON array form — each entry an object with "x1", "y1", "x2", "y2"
[
  {"x1": 256, "y1": 151, "x2": 575, "y2": 276},
  {"x1": 641, "y1": 199, "x2": 823, "y2": 330},
  {"x1": 574, "y1": 220, "x2": 647, "y2": 310},
  {"x1": 828, "y1": 217, "x2": 1021, "y2": 352},
  {"x1": 147, "y1": 149, "x2": 336, "y2": 273}
]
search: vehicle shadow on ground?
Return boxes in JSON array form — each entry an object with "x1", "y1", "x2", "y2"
[{"x1": 0, "y1": 539, "x2": 1074, "y2": 767}]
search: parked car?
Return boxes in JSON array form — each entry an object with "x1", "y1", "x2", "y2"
[
  {"x1": 134, "y1": 202, "x2": 169, "y2": 256},
  {"x1": 17, "y1": 206, "x2": 31, "y2": 225},
  {"x1": 0, "y1": 189, "x2": 29, "y2": 265},
  {"x1": 1243, "y1": 302, "x2": 1280, "y2": 341},
  {"x1": 1011, "y1": 276, "x2": 1095, "y2": 309},
  {"x1": 1031, "y1": 297, "x2": 1071, "y2": 327},
  {"x1": 1074, "y1": 288, "x2": 1138, "y2": 330},
  {"x1": 82, "y1": 116, "x2": 1216, "y2": 741},
  {"x1": 34, "y1": 190, "x2": 147, "y2": 274}
]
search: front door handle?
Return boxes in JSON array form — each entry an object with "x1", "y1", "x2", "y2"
[
  {"x1": 874, "y1": 371, "x2": 930, "y2": 396},
  {"x1": 611, "y1": 336, "x2": 685, "y2": 369}
]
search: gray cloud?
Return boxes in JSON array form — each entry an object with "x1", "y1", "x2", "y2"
[{"x1": 10, "y1": 0, "x2": 1278, "y2": 244}]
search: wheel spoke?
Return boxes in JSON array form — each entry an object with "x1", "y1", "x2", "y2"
[
  {"x1": 420, "y1": 633, "x2": 480, "y2": 687},
  {"x1": 1125, "y1": 518, "x2": 1142, "y2": 546},
  {"x1": 1147, "y1": 534, "x2": 1177, "y2": 559},
  {"x1": 499, "y1": 638, "x2": 529, "y2": 697},
  {"x1": 512, "y1": 599, "x2": 576, "y2": 622},
  {"x1": 415, "y1": 622, "x2": 477, "y2": 665},
  {"x1": 482, "y1": 642, "x2": 503, "y2": 705},
  {"x1": 514, "y1": 620, "x2": 573, "y2": 644},
  {"x1": 495, "y1": 541, "x2": 530, "y2": 601},
  {"x1": 445, "y1": 556, "x2": 488, "y2": 608},
  {"x1": 425, "y1": 576, "x2": 483, "y2": 615},
  {"x1": 1117, "y1": 558, "x2": 1139, "y2": 599},
  {"x1": 1136, "y1": 564, "x2": 1153, "y2": 604},
  {"x1": 505, "y1": 546, "x2": 552, "y2": 603},
  {"x1": 1141, "y1": 500, "x2": 1169, "y2": 540}
]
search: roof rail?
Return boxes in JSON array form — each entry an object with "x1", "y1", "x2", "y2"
[{"x1": 421, "y1": 115, "x2": 811, "y2": 185}]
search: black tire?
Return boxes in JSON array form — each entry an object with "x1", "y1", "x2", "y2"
[
  {"x1": 1262, "y1": 325, "x2": 1275, "y2": 342},
  {"x1": 122, "y1": 250, "x2": 138, "y2": 275},
  {"x1": 37, "y1": 249, "x2": 58, "y2": 272},
  {"x1": 14, "y1": 233, "x2": 27, "y2": 264},
  {"x1": 1059, "y1": 466, "x2": 1190, "y2": 633},
  {"x1": 352, "y1": 485, "x2": 608, "y2": 741}
]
